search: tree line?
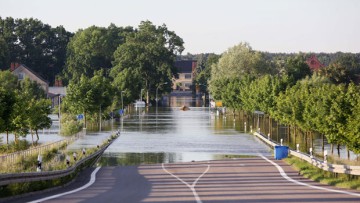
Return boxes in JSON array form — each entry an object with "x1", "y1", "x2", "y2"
[{"x1": 208, "y1": 43, "x2": 360, "y2": 155}]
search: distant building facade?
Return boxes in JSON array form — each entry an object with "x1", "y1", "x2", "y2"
[{"x1": 172, "y1": 60, "x2": 197, "y2": 91}]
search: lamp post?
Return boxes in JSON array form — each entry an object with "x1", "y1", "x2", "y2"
[
  {"x1": 156, "y1": 82, "x2": 168, "y2": 108},
  {"x1": 121, "y1": 90, "x2": 124, "y2": 112}
]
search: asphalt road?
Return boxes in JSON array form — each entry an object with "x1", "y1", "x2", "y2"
[{"x1": 4, "y1": 156, "x2": 360, "y2": 203}]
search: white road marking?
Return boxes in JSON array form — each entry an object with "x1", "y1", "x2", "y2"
[
  {"x1": 162, "y1": 163, "x2": 210, "y2": 203},
  {"x1": 260, "y1": 155, "x2": 360, "y2": 197},
  {"x1": 28, "y1": 167, "x2": 101, "y2": 203}
]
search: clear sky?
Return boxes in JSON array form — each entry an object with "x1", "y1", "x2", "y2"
[{"x1": 1, "y1": 0, "x2": 359, "y2": 54}]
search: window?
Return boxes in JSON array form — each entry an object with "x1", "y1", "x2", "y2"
[
  {"x1": 184, "y1": 83, "x2": 191, "y2": 88},
  {"x1": 185, "y1": 74, "x2": 192, "y2": 79},
  {"x1": 18, "y1": 73, "x2": 25, "y2": 80}
]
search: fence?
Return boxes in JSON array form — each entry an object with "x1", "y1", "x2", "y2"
[
  {"x1": 254, "y1": 132, "x2": 360, "y2": 176},
  {"x1": 0, "y1": 133, "x2": 117, "y2": 187},
  {"x1": 0, "y1": 130, "x2": 85, "y2": 164}
]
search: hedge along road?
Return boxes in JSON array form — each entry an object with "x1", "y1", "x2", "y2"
[{"x1": 13, "y1": 156, "x2": 360, "y2": 203}]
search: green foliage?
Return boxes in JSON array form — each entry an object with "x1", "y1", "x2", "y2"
[
  {"x1": 111, "y1": 20, "x2": 184, "y2": 104},
  {"x1": 319, "y1": 53, "x2": 360, "y2": 84},
  {"x1": 64, "y1": 25, "x2": 132, "y2": 81},
  {"x1": 64, "y1": 70, "x2": 113, "y2": 128},
  {"x1": 60, "y1": 113, "x2": 82, "y2": 136},
  {"x1": 0, "y1": 17, "x2": 72, "y2": 84}
]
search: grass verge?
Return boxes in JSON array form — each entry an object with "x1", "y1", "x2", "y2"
[{"x1": 284, "y1": 155, "x2": 360, "y2": 190}]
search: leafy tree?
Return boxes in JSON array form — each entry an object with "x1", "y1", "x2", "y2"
[
  {"x1": 209, "y1": 42, "x2": 271, "y2": 99},
  {"x1": 0, "y1": 70, "x2": 18, "y2": 144},
  {"x1": 0, "y1": 87, "x2": 16, "y2": 144},
  {"x1": 319, "y1": 53, "x2": 360, "y2": 84},
  {"x1": 0, "y1": 35, "x2": 9, "y2": 69},
  {"x1": 111, "y1": 20, "x2": 184, "y2": 105},
  {"x1": 64, "y1": 25, "x2": 133, "y2": 81},
  {"x1": 27, "y1": 98, "x2": 52, "y2": 144},
  {"x1": 64, "y1": 70, "x2": 113, "y2": 128},
  {"x1": 0, "y1": 17, "x2": 72, "y2": 84}
]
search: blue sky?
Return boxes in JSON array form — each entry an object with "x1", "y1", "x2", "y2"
[{"x1": 1, "y1": 0, "x2": 359, "y2": 54}]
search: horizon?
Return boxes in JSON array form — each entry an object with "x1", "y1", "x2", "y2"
[{"x1": 1, "y1": 0, "x2": 359, "y2": 54}]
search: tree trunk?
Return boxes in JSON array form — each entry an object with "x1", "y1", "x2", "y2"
[
  {"x1": 322, "y1": 134, "x2": 324, "y2": 152},
  {"x1": 36, "y1": 130, "x2": 39, "y2": 143},
  {"x1": 146, "y1": 90, "x2": 150, "y2": 106},
  {"x1": 84, "y1": 111, "x2": 87, "y2": 129},
  {"x1": 6, "y1": 130, "x2": 9, "y2": 144},
  {"x1": 337, "y1": 144, "x2": 341, "y2": 158},
  {"x1": 346, "y1": 145, "x2": 350, "y2": 160},
  {"x1": 331, "y1": 144, "x2": 334, "y2": 154}
]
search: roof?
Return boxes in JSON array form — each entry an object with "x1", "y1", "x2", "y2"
[
  {"x1": 11, "y1": 64, "x2": 49, "y2": 84},
  {"x1": 175, "y1": 60, "x2": 197, "y2": 73},
  {"x1": 306, "y1": 55, "x2": 324, "y2": 71}
]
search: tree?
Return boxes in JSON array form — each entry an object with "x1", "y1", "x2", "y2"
[
  {"x1": 0, "y1": 70, "x2": 18, "y2": 144},
  {"x1": 0, "y1": 36, "x2": 9, "y2": 69},
  {"x1": 319, "y1": 53, "x2": 360, "y2": 84},
  {"x1": 0, "y1": 17, "x2": 72, "y2": 84},
  {"x1": 111, "y1": 20, "x2": 184, "y2": 105},
  {"x1": 64, "y1": 25, "x2": 133, "y2": 81},
  {"x1": 27, "y1": 98, "x2": 52, "y2": 144},
  {"x1": 64, "y1": 70, "x2": 113, "y2": 128},
  {"x1": 209, "y1": 42, "x2": 271, "y2": 100}
]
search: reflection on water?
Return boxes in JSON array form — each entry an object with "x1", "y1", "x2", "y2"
[{"x1": 99, "y1": 97, "x2": 272, "y2": 166}]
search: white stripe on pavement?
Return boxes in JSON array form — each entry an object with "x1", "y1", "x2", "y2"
[
  {"x1": 260, "y1": 155, "x2": 360, "y2": 197},
  {"x1": 28, "y1": 167, "x2": 101, "y2": 203},
  {"x1": 162, "y1": 163, "x2": 210, "y2": 203}
]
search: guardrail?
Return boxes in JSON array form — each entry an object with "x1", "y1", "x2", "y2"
[
  {"x1": 254, "y1": 132, "x2": 360, "y2": 176},
  {"x1": 0, "y1": 134, "x2": 118, "y2": 187},
  {"x1": 0, "y1": 130, "x2": 85, "y2": 164}
]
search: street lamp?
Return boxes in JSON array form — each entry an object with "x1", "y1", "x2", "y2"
[
  {"x1": 156, "y1": 82, "x2": 168, "y2": 108},
  {"x1": 121, "y1": 90, "x2": 125, "y2": 111}
]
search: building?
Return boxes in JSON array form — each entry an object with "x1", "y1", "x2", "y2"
[
  {"x1": 10, "y1": 63, "x2": 49, "y2": 93},
  {"x1": 306, "y1": 55, "x2": 324, "y2": 71},
  {"x1": 172, "y1": 60, "x2": 197, "y2": 91}
]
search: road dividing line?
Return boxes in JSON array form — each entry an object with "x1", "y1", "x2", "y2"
[
  {"x1": 162, "y1": 163, "x2": 210, "y2": 203},
  {"x1": 260, "y1": 155, "x2": 360, "y2": 197},
  {"x1": 28, "y1": 167, "x2": 101, "y2": 203}
]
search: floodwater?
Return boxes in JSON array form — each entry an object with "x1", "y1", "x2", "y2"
[{"x1": 96, "y1": 96, "x2": 272, "y2": 166}]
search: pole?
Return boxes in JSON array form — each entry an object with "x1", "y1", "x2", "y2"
[
  {"x1": 156, "y1": 87, "x2": 159, "y2": 108},
  {"x1": 58, "y1": 95, "x2": 61, "y2": 134},
  {"x1": 121, "y1": 91, "x2": 124, "y2": 111}
]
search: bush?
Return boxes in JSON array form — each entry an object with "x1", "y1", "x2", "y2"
[{"x1": 60, "y1": 113, "x2": 82, "y2": 136}]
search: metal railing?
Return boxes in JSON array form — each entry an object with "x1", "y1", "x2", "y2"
[
  {"x1": 0, "y1": 134, "x2": 117, "y2": 187},
  {"x1": 254, "y1": 132, "x2": 360, "y2": 176},
  {"x1": 0, "y1": 130, "x2": 85, "y2": 164}
]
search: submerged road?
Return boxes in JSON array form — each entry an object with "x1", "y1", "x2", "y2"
[{"x1": 7, "y1": 156, "x2": 360, "y2": 203}]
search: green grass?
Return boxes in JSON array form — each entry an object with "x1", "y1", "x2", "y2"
[{"x1": 284, "y1": 155, "x2": 360, "y2": 190}]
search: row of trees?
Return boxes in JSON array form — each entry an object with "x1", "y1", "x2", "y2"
[
  {"x1": 62, "y1": 21, "x2": 184, "y2": 125},
  {"x1": 0, "y1": 70, "x2": 51, "y2": 145},
  {"x1": 0, "y1": 17, "x2": 73, "y2": 85},
  {"x1": 209, "y1": 43, "x2": 360, "y2": 155}
]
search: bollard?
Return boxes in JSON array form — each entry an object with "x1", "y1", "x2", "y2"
[
  {"x1": 250, "y1": 125, "x2": 252, "y2": 133},
  {"x1": 73, "y1": 152, "x2": 77, "y2": 161},
  {"x1": 310, "y1": 148, "x2": 313, "y2": 158},
  {"x1": 66, "y1": 155, "x2": 70, "y2": 167},
  {"x1": 267, "y1": 133, "x2": 270, "y2": 140},
  {"x1": 82, "y1": 148, "x2": 86, "y2": 155},
  {"x1": 37, "y1": 154, "x2": 42, "y2": 172},
  {"x1": 296, "y1": 144, "x2": 300, "y2": 152},
  {"x1": 244, "y1": 122, "x2": 247, "y2": 133},
  {"x1": 280, "y1": 139, "x2": 283, "y2": 146}
]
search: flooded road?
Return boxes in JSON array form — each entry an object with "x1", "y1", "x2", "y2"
[{"x1": 99, "y1": 104, "x2": 271, "y2": 166}]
